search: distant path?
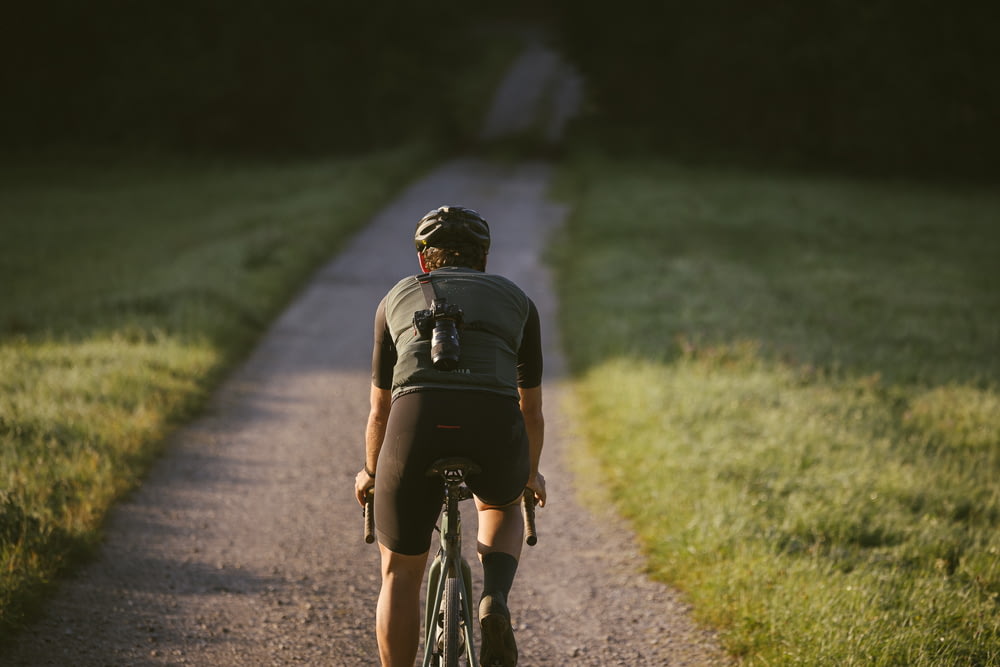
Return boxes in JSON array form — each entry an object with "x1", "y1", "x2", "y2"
[
  {"x1": 479, "y1": 34, "x2": 582, "y2": 143},
  {"x1": 6, "y1": 38, "x2": 729, "y2": 667}
]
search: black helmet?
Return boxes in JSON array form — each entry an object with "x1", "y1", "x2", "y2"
[{"x1": 414, "y1": 206, "x2": 490, "y2": 253}]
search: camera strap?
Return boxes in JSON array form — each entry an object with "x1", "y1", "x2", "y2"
[
  {"x1": 416, "y1": 272, "x2": 439, "y2": 308},
  {"x1": 415, "y1": 272, "x2": 505, "y2": 341}
]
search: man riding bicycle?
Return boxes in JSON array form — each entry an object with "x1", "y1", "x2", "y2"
[{"x1": 354, "y1": 205, "x2": 547, "y2": 667}]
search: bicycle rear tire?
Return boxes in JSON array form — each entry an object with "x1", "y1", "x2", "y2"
[{"x1": 442, "y1": 575, "x2": 462, "y2": 666}]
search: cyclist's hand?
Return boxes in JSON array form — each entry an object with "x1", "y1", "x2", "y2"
[
  {"x1": 355, "y1": 468, "x2": 375, "y2": 506},
  {"x1": 526, "y1": 472, "x2": 546, "y2": 507}
]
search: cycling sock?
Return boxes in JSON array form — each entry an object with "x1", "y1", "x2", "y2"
[{"x1": 481, "y1": 552, "x2": 518, "y2": 602}]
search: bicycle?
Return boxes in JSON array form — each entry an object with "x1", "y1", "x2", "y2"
[{"x1": 364, "y1": 457, "x2": 538, "y2": 667}]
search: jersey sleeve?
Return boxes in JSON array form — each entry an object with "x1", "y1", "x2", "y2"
[
  {"x1": 371, "y1": 296, "x2": 396, "y2": 389},
  {"x1": 516, "y1": 298, "x2": 543, "y2": 388}
]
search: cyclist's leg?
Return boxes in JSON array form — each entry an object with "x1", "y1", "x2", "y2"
[
  {"x1": 475, "y1": 501, "x2": 521, "y2": 666},
  {"x1": 463, "y1": 393, "x2": 530, "y2": 590},
  {"x1": 464, "y1": 396, "x2": 528, "y2": 667},
  {"x1": 376, "y1": 544, "x2": 429, "y2": 667},
  {"x1": 466, "y1": 394, "x2": 529, "y2": 563},
  {"x1": 372, "y1": 392, "x2": 448, "y2": 665},
  {"x1": 373, "y1": 393, "x2": 446, "y2": 553},
  {"x1": 476, "y1": 497, "x2": 523, "y2": 561}
]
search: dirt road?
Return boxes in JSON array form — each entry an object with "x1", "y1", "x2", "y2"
[{"x1": 5, "y1": 39, "x2": 729, "y2": 667}]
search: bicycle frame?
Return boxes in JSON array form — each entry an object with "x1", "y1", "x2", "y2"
[
  {"x1": 363, "y1": 456, "x2": 537, "y2": 667},
  {"x1": 422, "y1": 467, "x2": 479, "y2": 667}
]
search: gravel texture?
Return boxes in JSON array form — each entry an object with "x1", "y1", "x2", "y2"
[{"x1": 4, "y1": 38, "x2": 732, "y2": 667}]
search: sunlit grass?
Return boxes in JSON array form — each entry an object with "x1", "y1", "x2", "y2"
[
  {"x1": 2, "y1": 151, "x2": 432, "y2": 341},
  {"x1": 0, "y1": 146, "x2": 430, "y2": 636},
  {"x1": 0, "y1": 335, "x2": 217, "y2": 604},
  {"x1": 553, "y1": 155, "x2": 1000, "y2": 665}
]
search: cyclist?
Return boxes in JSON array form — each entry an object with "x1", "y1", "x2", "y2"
[{"x1": 354, "y1": 205, "x2": 546, "y2": 667}]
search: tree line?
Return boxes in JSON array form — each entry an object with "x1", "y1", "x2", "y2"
[
  {"x1": 0, "y1": 1, "x2": 484, "y2": 156},
  {"x1": 3, "y1": 2, "x2": 996, "y2": 178},
  {"x1": 548, "y1": 0, "x2": 999, "y2": 178}
]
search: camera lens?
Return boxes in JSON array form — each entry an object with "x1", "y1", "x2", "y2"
[{"x1": 431, "y1": 319, "x2": 461, "y2": 370}]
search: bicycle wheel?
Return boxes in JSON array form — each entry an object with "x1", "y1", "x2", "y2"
[{"x1": 441, "y1": 575, "x2": 462, "y2": 666}]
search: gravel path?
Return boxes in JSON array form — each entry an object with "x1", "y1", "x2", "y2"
[{"x1": 5, "y1": 38, "x2": 731, "y2": 667}]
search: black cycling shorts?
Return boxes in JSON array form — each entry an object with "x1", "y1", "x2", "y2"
[{"x1": 374, "y1": 389, "x2": 530, "y2": 555}]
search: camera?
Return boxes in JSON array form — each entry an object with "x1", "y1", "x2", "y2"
[{"x1": 413, "y1": 298, "x2": 464, "y2": 370}]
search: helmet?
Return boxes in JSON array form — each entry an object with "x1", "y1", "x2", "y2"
[{"x1": 414, "y1": 206, "x2": 490, "y2": 253}]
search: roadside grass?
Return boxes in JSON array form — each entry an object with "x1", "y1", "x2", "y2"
[
  {"x1": 552, "y1": 156, "x2": 1000, "y2": 665},
  {"x1": 0, "y1": 146, "x2": 429, "y2": 636}
]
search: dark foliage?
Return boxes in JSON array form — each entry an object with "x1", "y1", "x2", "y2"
[
  {"x1": 0, "y1": 2, "x2": 484, "y2": 155},
  {"x1": 547, "y1": 0, "x2": 1000, "y2": 179},
  {"x1": 3, "y1": 2, "x2": 997, "y2": 176}
]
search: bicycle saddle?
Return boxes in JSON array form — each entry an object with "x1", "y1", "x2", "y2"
[{"x1": 426, "y1": 457, "x2": 482, "y2": 478}]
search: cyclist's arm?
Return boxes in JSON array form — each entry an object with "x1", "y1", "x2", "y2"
[
  {"x1": 517, "y1": 299, "x2": 546, "y2": 505},
  {"x1": 365, "y1": 385, "x2": 391, "y2": 476},
  {"x1": 368, "y1": 295, "x2": 396, "y2": 474},
  {"x1": 519, "y1": 385, "x2": 546, "y2": 506},
  {"x1": 356, "y1": 385, "x2": 390, "y2": 506},
  {"x1": 356, "y1": 298, "x2": 395, "y2": 506}
]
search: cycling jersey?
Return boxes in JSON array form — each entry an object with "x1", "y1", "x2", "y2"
[{"x1": 371, "y1": 267, "x2": 542, "y2": 399}]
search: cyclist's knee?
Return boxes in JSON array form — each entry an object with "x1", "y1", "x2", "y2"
[
  {"x1": 476, "y1": 495, "x2": 521, "y2": 512},
  {"x1": 379, "y1": 545, "x2": 428, "y2": 579}
]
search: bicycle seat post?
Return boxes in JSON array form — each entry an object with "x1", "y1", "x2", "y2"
[{"x1": 426, "y1": 457, "x2": 480, "y2": 557}]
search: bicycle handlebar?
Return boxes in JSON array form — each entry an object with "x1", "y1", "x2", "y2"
[
  {"x1": 522, "y1": 489, "x2": 538, "y2": 546},
  {"x1": 363, "y1": 487, "x2": 538, "y2": 546},
  {"x1": 364, "y1": 491, "x2": 375, "y2": 544}
]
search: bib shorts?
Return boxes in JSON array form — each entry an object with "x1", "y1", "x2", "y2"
[{"x1": 373, "y1": 389, "x2": 530, "y2": 555}]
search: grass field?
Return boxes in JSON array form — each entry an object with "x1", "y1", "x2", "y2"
[
  {"x1": 0, "y1": 147, "x2": 431, "y2": 636},
  {"x1": 552, "y1": 155, "x2": 1000, "y2": 665}
]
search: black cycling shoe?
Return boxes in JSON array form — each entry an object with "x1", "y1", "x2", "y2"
[{"x1": 479, "y1": 594, "x2": 517, "y2": 667}]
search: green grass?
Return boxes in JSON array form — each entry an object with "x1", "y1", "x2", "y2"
[
  {"x1": 0, "y1": 146, "x2": 430, "y2": 636},
  {"x1": 552, "y1": 155, "x2": 1000, "y2": 665}
]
